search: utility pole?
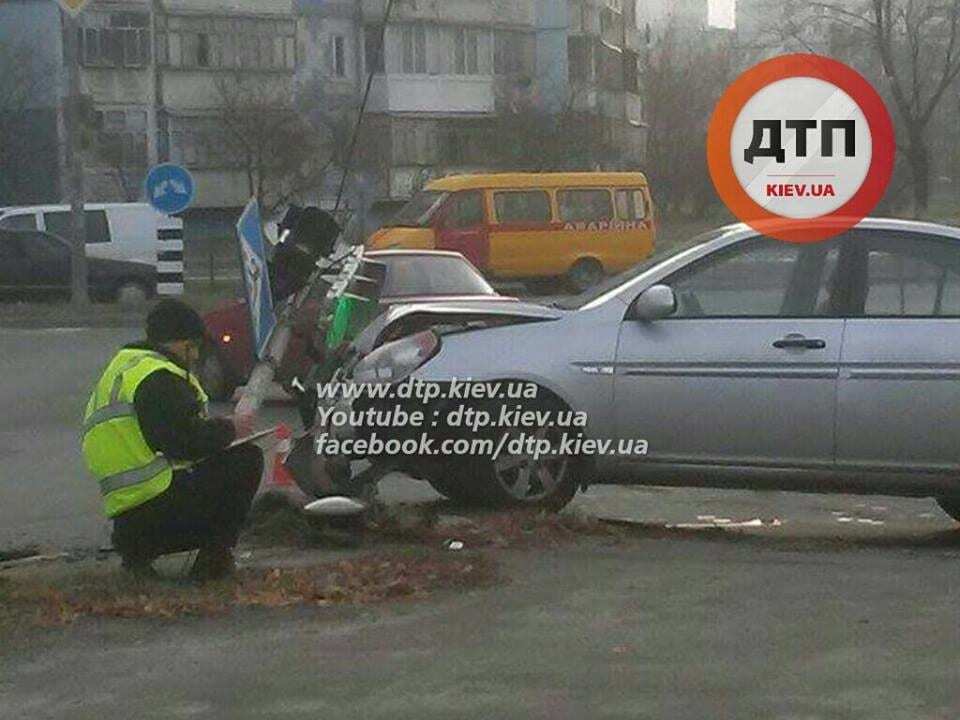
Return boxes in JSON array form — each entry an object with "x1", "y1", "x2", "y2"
[{"x1": 61, "y1": 8, "x2": 90, "y2": 309}]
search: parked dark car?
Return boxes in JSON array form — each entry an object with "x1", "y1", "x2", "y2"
[{"x1": 0, "y1": 229, "x2": 156, "y2": 304}]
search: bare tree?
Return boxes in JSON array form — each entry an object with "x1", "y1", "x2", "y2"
[
  {"x1": 486, "y1": 89, "x2": 621, "y2": 172},
  {"x1": 206, "y1": 73, "x2": 339, "y2": 214},
  {"x1": 95, "y1": 137, "x2": 148, "y2": 203},
  {"x1": 0, "y1": 42, "x2": 58, "y2": 205},
  {"x1": 641, "y1": 24, "x2": 739, "y2": 217},
  {"x1": 781, "y1": 0, "x2": 960, "y2": 213}
]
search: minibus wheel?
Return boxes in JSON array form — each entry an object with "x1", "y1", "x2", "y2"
[{"x1": 567, "y1": 259, "x2": 604, "y2": 292}]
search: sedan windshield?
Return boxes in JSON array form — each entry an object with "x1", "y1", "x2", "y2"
[
  {"x1": 554, "y1": 227, "x2": 733, "y2": 310},
  {"x1": 381, "y1": 255, "x2": 496, "y2": 298},
  {"x1": 385, "y1": 191, "x2": 448, "y2": 228}
]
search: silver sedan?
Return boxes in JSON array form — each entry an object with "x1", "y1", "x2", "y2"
[{"x1": 342, "y1": 218, "x2": 960, "y2": 517}]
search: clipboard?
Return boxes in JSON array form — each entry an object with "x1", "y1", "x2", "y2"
[{"x1": 229, "y1": 425, "x2": 280, "y2": 448}]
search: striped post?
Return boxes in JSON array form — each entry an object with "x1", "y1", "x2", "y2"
[{"x1": 157, "y1": 227, "x2": 185, "y2": 295}]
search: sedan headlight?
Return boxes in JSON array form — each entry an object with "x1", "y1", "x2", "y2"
[{"x1": 351, "y1": 330, "x2": 439, "y2": 385}]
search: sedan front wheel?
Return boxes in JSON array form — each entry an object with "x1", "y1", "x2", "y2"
[{"x1": 431, "y1": 400, "x2": 579, "y2": 511}]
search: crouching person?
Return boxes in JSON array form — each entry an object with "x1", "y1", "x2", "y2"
[{"x1": 82, "y1": 300, "x2": 264, "y2": 580}]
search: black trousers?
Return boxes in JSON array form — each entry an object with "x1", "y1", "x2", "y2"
[{"x1": 112, "y1": 444, "x2": 264, "y2": 562}]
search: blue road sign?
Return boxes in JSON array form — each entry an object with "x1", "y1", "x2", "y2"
[
  {"x1": 236, "y1": 198, "x2": 276, "y2": 360},
  {"x1": 145, "y1": 163, "x2": 195, "y2": 215}
]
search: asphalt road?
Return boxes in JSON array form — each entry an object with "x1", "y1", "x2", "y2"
[
  {"x1": 3, "y1": 326, "x2": 958, "y2": 550},
  {"x1": 5, "y1": 533, "x2": 960, "y2": 719},
  {"x1": 4, "y1": 326, "x2": 960, "y2": 718}
]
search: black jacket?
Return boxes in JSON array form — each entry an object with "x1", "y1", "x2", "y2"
[{"x1": 126, "y1": 342, "x2": 235, "y2": 461}]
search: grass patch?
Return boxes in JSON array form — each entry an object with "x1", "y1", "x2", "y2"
[{"x1": 0, "y1": 550, "x2": 498, "y2": 629}]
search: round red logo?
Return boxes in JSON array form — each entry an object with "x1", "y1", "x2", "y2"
[{"x1": 707, "y1": 54, "x2": 895, "y2": 243}]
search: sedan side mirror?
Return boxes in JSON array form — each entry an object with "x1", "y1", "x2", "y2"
[{"x1": 628, "y1": 285, "x2": 676, "y2": 321}]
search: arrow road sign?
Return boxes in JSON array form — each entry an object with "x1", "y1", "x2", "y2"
[
  {"x1": 145, "y1": 163, "x2": 196, "y2": 215},
  {"x1": 236, "y1": 198, "x2": 276, "y2": 360}
]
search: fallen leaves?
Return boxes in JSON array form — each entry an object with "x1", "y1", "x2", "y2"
[{"x1": 2, "y1": 552, "x2": 499, "y2": 628}]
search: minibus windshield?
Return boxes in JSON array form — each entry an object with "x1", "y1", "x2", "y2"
[{"x1": 385, "y1": 191, "x2": 449, "y2": 228}]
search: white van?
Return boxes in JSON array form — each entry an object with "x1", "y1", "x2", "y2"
[{"x1": 0, "y1": 203, "x2": 184, "y2": 295}]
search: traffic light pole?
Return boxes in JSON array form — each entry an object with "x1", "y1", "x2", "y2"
[{"x1": 61, "y1": 9, "x2": 90, "y2": 308}]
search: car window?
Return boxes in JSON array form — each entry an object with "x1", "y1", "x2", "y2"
[
  {"x1": 555, "y1": 228, "x2": 732, "y2": 310},
  {"x1": 381, "y1": 255, "x2": 495, "y2": 297},
  {"x1": 558, "y1": 189, "x2": 614, "y2": 223},
  {"x1": 44, "y1": 210, "x2": 111, "y2": 244},
  {"x1": 493, "y1": 190, "x2": 551, "y2": 224},
  {"x1": 0, "y1": 231, "x2": 25, "y2": 260},
  {"x1": 445, "y1": 191, "x2": 485, "y2": 229},
  {"x1": 667, "y1": 237, "x2": 839, "y2": 318},
  {"x1": 0, "y1": 213, "x2": 38, "y2": 231},
  {"x1": 615, "y1": 189, "x2": 647, "y2": 221},
  {"x1": 23, "y1": 232, "x2": 68, "y2": 262},
  {"x1": 862, "y1": 234, "x2": 960, "y2": 317}
]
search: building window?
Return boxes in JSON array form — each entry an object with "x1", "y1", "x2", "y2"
[
  {"x1": 567, "y1": 36, "x2": 592, "y2": 83},
  {"x1": 454, "y1": 27, "x2": 480, "y2": 75},
  {"x1": 197, "y1": 33, "x2": 211, "y2": 67},
  {"x1": 162, "y1": 17, "x2": 295, "y2": 70},
  {"x1": 600, "y1": 5, "x2": 625, "y2": 49},
  {"x1": 168, "y1": 116, "x2": 236, "y2": 169},
  {"x1": 392, "y1": 121, "x2": 437, "y2": 165},
  {"x1": 597, "y1": 43, "x2": 625, "y2": 91},
  {"x1": 94, "y1": 109, "x2": 148, "y2": 168},
  {"x1": 494, "y1": 30, "x2": 532, "y2": 75},
  {"x1": 364, "y1": 25, "x2": 385, "y2": 73},
  {"x1": 623, "y1": 49, "x2": 639, "y2": 93},
  {"x1": 332, "y1": 35, "x2": 346, "y2": 77},
  {"x1": 80, "y1": 12, "x2": 151, "y2": 68},
  {"x1": 401, "y1": 25, "x2": 427, "y2": 74}
]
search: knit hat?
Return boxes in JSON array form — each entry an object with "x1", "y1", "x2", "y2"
[{"x1": 146, "y1": 299, "x2": 206, "y2": 344}]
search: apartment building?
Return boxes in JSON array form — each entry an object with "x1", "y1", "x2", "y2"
[
  {"x1": 1, "y1": 0, "x2": 653, "y2": 214},
  {"x1": 298, "y1": 0, "x2": 650, "y2": 214},
  {"x1": 153, "y1": 0, "x2": 297, "y2": 208}
]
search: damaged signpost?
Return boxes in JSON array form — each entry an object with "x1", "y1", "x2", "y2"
[{"x1": 232, "y1": 198, "x2": 385, "y2": 515}]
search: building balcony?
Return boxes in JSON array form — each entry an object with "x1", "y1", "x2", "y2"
[{"x1": 368, "y1": 74, "x2": 495, "y2": 115}]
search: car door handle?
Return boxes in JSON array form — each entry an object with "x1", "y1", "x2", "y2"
[{"x1": 773, "y1": 335, "x2": 826, "y2": 350}]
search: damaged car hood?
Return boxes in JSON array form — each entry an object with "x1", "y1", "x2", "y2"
[{"x1": 352, "y1": 299, "x2": 564, "y2": 356}]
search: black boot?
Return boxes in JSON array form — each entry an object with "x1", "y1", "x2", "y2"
[
  {"x1": 189, "y1": 545, "x2": 236, "y2": 582},
  {"x1": 120, "y1": 554, "x2": 160, "y2": 580}
]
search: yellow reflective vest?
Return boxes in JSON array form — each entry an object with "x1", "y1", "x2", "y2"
[{"x1": 82, "y1": 348, "x2": 209, "y2": 518}]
